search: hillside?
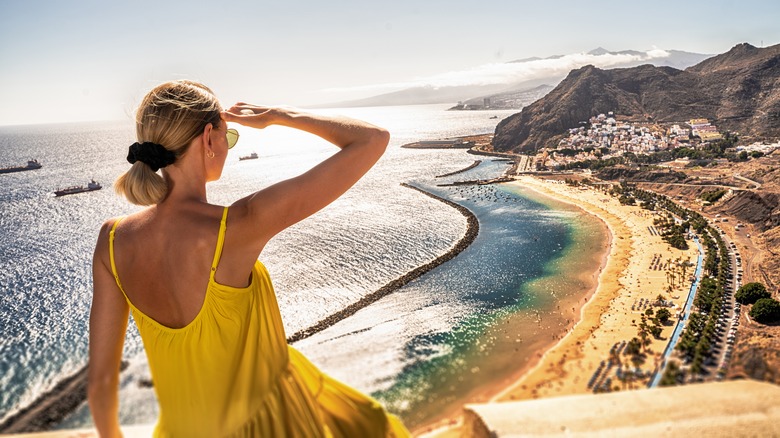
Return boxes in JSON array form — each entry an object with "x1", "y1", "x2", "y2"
[{"x1": 493, "y1": 43, "x2": 780, "y2": 153}]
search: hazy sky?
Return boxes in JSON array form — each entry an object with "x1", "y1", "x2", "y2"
[{"x1": 1, "y1": 0, "x2": 779, "y2": 125}]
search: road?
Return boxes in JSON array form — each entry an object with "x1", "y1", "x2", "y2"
[
  {"x1": 734, "y1": 173, "x2": 762, "y2": 189},
  {"x1": 708, "y1": 225, "x2": 741, "y2": 377}
]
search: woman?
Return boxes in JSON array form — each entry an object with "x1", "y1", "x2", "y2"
[{"x1": 88, "y1": 80, "x2": 409, "y2": 437}]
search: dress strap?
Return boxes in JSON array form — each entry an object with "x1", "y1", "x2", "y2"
[
  {"x1": 209, "y1": 207, "x2": 229, "y2": 280},
  {"x1": 108, "y1": 216, "x2": 129, "y2": 297}
]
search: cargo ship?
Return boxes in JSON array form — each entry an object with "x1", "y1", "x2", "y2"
[
  {"x1": 54, "y1": 180, "x2": 102, "y2": 197},
  {"x1": 239, "y1": 152, "x2": 258, "y2": 161},
  {"x1": 0, "y1": 159, "x2": 42, "y2": 174}
]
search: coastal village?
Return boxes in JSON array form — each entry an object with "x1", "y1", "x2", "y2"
[{"x1": 535, "y1": 112, "x2": 779, "y2": 170}]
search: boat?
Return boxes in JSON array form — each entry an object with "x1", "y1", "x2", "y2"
[
  {"x1": 54, "y1": 179, "x2": 102, "y2": 197},
  {"x1": 0, "y1": 159, "x2": 42, "y2": 174},
  {"x1": 239, "y1": 152, "x2": 259, "y2": 161}
]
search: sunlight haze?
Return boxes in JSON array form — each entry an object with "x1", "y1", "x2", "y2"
[{"x1": 1, "y1": 0, "x2": 779, "y2": 125}]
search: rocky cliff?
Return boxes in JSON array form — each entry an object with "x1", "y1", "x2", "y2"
[{"x1": 493, "y1": 43, "x2": 780, "y2": 153}]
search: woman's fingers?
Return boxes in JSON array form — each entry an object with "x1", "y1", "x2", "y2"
[
  {"x1": 227, "y1": 103, "x2": 271, "y2": 114},
  {"x1": 222, "y1": 104, "x2": 277, "y2": 128}
]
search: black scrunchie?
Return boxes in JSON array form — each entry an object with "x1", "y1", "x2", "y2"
[{"x1": 127, "y1": 142, "x2": 176, "y2": 171}]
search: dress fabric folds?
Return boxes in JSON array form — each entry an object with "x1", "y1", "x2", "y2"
[{"x1": 108, "y1": 207, "x2": 409, "y2": 437}]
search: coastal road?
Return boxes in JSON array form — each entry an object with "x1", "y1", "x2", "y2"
[{"x1": 636, "y1": 182, "x2": 741, "y2": 190}]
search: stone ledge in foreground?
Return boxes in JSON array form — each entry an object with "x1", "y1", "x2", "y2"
[
  {"x1": 4, "y1": 424, "x2": 154, "y2": 438},
  {"x1": 464, "y1": 380, "x2": 780, "y2": 437}
]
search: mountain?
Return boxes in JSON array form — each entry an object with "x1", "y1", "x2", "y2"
[
  {"x1": 313, "y1": 83, "x2": 516, "y2": 108},
  {"x1": 448, "y1": 84, "x2": 555, "y2": 111},
  {"x1": 492, "y1": 43, "x2": 780, "y2": 154},
  {"x1": 316, "y1": 48, "x2": 711, "y2": 109}
]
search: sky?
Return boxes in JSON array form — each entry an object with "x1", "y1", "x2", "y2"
[{"x1": 1, "y1": 0, "x2": 779, "y2": 126}]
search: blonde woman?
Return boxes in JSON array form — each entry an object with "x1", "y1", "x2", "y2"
[{"x1": 88, "y1": 80, "x2": 408, "y2": 437}]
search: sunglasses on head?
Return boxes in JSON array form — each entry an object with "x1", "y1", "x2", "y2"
[{"x1": 226, "y1": 128, "x2": 239, "y2": 149}]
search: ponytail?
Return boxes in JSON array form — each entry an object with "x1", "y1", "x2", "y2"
[
  {"x1": 114, "y1": 80, "x2": 222, "y2": 205},
  {"x1": 114, "y1": 162, "x2": 169, "y2": 206}
]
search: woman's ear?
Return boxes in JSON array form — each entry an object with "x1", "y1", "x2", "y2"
[{"x1": 202, "y1": 123, "x2": 215, "y2": 156}]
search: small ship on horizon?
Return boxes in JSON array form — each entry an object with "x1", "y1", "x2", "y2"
[
  {"x1": 0, "y1": 159, "x2": 42, "y2": 174},
  {"x1": 54, "y1": 180, "x2": 102, "y2": 197},
  {"x1": 239, "y1": 152, "x2": 259, "y2": 161}
]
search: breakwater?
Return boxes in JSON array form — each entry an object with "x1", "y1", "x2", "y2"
[
  {"x1": 287, "y1": 183, "x2": 480, "y2": 342},
  {"x1": 435, "y1": 160, "x2": 482, "y2": 178}
]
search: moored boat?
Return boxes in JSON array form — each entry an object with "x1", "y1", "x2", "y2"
[
  {"x1": 54, "y1": 180, "x2": 102, "y2": 197},
  {"x1": 0, "y1": 159, "x2": 42, "y2": 174}
]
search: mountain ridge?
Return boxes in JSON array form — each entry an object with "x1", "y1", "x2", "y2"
[
  {"x1": 313, "y1": 48, "x2": 710, "y2": 109},
  {"x1": 492, "y1": 43, "x2": 780, "y2": 153}
]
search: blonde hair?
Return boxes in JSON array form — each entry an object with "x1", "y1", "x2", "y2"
[{"x1": 115, "y1": 80, "x2": 222, "y2": 205}]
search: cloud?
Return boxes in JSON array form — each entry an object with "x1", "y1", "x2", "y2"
[{"x1": 323, "y1": 49, "x2": 672, "y2": 94}]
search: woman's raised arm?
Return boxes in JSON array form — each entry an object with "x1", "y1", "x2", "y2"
[{"x1": 222, "y1": 105, "x2": 390, "y2": 250}]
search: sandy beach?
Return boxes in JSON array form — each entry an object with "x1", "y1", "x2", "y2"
[
  {"x1": 495, "y1": 176, "x2": 699, "y2": 400},
  {"x1": 420, "y1": 174, "x2": 699, "y2": 437}
]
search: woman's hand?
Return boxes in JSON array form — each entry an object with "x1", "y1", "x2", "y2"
[
  {"x1": 226, "y1": 105, "x2": 390, "y2": 258},
  {"x1": 222, "y1": 103, "x2": 293, "y2": 129}
]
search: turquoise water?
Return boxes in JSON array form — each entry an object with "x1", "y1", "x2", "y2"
[{"x1": 295, "y1": 172, "x2": 609, "y2": 427}]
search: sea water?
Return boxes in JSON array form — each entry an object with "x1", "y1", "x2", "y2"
[{"x1": 0, "y1": 104, "x2": 606, "y2": 429}]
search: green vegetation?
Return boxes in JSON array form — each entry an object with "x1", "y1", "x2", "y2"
[
  {"x1": 749, "y1": 298, "x2": 780, "y2": 324},
  {"x1": 694, "y1": 278, "x2": 722, "y2": 314},
  {"x1": 659, "y1": 360, "x2": 685, "y2": 386},
  {"x1": 656, "y1": 308, "x2": 672, "y2": 325},
  {"x1": 735, "y1": 282, "x2": 770, "y2": 305},
  {"x1": 666, "y1": 233, "x2": 689, "y2": 250},
  {"x1": 618, "y1": 194, "x2": 636, "y2": 205},
  {"x1": 700, "y1": 189, "x2": 727, "y2": 203},
  {"x1": 625, "y1": 337, "x2": 642, "y2": 356}
]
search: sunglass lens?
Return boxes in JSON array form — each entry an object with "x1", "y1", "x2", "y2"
[{"x1": 226, "y1": 129, "x2": 239, "y2": 149}]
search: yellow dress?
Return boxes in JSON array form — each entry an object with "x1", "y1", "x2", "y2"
[{"x1": 109, "y1": 207, "x2": 409, "y2": 437}]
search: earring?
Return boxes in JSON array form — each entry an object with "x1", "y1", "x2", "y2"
[{"x1": 207, "y1": 150, "x2": 215, "y2": 159}]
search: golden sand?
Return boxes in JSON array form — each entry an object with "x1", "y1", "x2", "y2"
[
  {"x1": 493, "y1": 176, "x2": 698, "y2": 401},
  {"x1": 418, "y1": 175, "x2": 700, "y2": 437}
]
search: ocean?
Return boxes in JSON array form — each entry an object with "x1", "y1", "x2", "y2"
[{"x1": 0, "y1": 104, "x2": 607, "y2": 430}]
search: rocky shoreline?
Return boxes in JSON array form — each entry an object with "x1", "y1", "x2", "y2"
[{"x1": 0, "y1": 362, "x2": 128, "y2": 433}]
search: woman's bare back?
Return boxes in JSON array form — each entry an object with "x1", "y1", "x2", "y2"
[{"x1": 111, "y1": 203, "x2": 250, "y2": 329}]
